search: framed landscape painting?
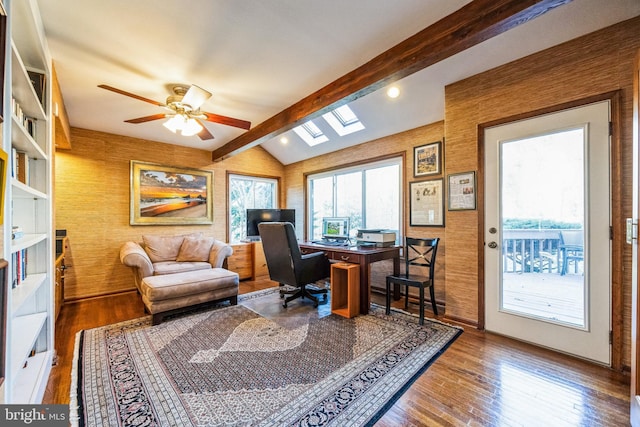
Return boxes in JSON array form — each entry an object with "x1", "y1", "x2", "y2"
[{"x1": 130, "y1": 161, "x2": 214, "y2": 225}]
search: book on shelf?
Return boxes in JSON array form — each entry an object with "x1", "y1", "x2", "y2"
[
  {"x1": 15, "y1": 151, "x2": 29, "y2": 185},
  {"x1": 24, "y1": 117, "x2": 36, "y2": 139},
  {"x1": 12, "y1": 226, "x2": 24, "y2": 240},
  {"x1": 10, "y1": 97, "x2": 38, "y2": 139},
  {"x1": 27, "y1": 70, "x2": 46, "y2": 107},
  {"x1": 11, "y1": 249, "x2": 27, "y2": 288},
  {"x1": 11, "y1": 149, "x2": 29, "y2": 185}
]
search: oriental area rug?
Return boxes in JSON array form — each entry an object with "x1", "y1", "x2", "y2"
[{"x1": 70, "y1": 288, "x2": 462, "y2": 426}]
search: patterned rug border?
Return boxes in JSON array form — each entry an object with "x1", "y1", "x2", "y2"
[{"x1": 70, "y1": 287, "x2": 463, "y2": 426}]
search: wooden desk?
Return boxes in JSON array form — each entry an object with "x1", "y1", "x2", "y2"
[{"x1": 299, "y1": 242, "x2": 400, "y2": 314}]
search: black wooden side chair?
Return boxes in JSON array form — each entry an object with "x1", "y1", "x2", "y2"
[
  {"x1": 385, "y1": 237, "x2": 439, "y2": 324},
  {"x1": 258, "y1": 222, "x2": 330, "y2": 308}
]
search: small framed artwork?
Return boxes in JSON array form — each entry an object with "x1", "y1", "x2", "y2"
[
  {"x1": 130, "y1": 160, "x2": 214, "y2": 225},
  {"x1": 448, "y1": 171, "x2": 476, "y2": 211},
  {"x1": 414, "y1": 141, "x2": 442, "y2": 177},
  {"x1": 410, "y1": 179, "x2": 444, "y2": 227}
]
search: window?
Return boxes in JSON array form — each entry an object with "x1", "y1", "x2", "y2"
[
  {"x1": 293, "y1": 120, "x2": 329, "y2": 146},
  {"x1": 322, "y1": 105, "x2": 365, "y2": 136},
  {"x1": 292, "y1": 105, "x2": 364, "y2": 146},
  {"x1": 307, "y1": 157, "x2": 402, "y2": 242},
  {"x1": 228, "y1": 174, "x2": 278, "y2": 243}
]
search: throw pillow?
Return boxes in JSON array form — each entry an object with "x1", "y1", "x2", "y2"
[
  {"x1": 142, "y1": 233, "x2": 202, "y2": 263},
  {"x1": 176, "y1": 236, "x2": 215, "y2": 262}
]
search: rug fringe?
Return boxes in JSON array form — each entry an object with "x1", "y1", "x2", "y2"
[
  {"x1": 69, "y1": 330, "x2": 82, "y2": 427},
  {"x1": 371, "y1": 303, "x2": 464, "y2": 330}
]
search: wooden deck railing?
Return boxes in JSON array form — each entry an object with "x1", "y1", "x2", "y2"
[{"x1": 502, "y1": 229, "x2": 568, "y2": 273}]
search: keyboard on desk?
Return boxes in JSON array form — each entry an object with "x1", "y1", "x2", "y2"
[{"x1": 311, "y1": 239, "x2": 349, "y2": 247}]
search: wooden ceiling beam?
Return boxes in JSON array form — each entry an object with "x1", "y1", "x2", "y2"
[{"x1": 212, "y1": 0, "x2": 572, "y2": 162}]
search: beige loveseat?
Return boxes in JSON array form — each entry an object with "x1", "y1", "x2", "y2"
[{"x1": 120, "y1": 233, "x2": 239, "y2": 324}]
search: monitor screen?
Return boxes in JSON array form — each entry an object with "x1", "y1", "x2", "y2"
[
  {"x1": 246, "y1": 209, "x2": 295, "y2": 239},
  {"x1": 322, "y1": 217, "x2": 350, "y2": 240}
]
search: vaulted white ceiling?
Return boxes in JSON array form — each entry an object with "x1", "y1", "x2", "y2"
[{"x1": 37, "y1": 0, "x2": 640, "y2": 165}]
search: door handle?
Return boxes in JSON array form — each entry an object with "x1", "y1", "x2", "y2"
[{"x1": 488, "y1": 241, "x2": 498, "y2": 249}]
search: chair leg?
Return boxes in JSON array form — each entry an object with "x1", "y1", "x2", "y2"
[
  {"x1": 385, "y1": 279, "x2": 391, "y2": 315},
  {"x1": 404, "y1": 285, "x2": 409, "y2": 309},
  {"x1": 429, "y1": 284, "x2": 438, "y2": 316},
  {"x1": 419, "y1": 286, "x2": 425, "y2": 325}
]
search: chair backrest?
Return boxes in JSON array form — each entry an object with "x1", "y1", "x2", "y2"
[
  {"x1": 560, "y1": 230, "x2": 584, "y2": 248},
  {"x1": 257, "y1": 222, "x2": 301, "y2": 286},
  {"x1": 405, "y1": 237, "x2": 439, "y2": 278}
]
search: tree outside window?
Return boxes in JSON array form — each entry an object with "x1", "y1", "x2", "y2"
[
  {"x1": 307, "y1": 158, "x2": 401, "y2": 242},
  {"x1": 228, "y1": 174, "x2": 277, "y2": 243}
]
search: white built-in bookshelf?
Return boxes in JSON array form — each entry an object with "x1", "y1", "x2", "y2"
[{"x1": 1, "y1": 0, "x2": 53, "y2": 403}]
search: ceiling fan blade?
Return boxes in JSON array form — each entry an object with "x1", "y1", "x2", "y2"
[
  {"x1": 196, "y1": 120, "x2": 214, "y2": 140},
  {"x1": 98, "y1": 84, "x2": 165, "y2": 106},
  {"x1": 202, "y1": 112, "x2": 251, "y2": 130},
  {"x1": 182, "y1": 84, "x2": 212, "y2": 109},
  {"x1": 125, "y1": 113, "x2": 168, "y2": 124}
]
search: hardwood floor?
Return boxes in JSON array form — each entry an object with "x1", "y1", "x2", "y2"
[{"x1": 44, "y1": 280, "x2": 630, "y2": 426}]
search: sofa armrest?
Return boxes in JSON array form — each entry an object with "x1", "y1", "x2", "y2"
[
  {"x1": 120, "y1": 241, "x2": 154, "y2": 278},
  {"x1": 209, "y1": 240, "x2": 234, "y2": 268}
]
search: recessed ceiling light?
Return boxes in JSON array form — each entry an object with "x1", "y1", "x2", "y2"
[
  {"x1": 387, "y1": 86, "x2": 400, "y2": 98},
  {"x1": 280, "y1": 136, "x2": 288, "y2": 144}
]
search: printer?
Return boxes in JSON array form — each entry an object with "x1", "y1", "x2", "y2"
[{"x1": 356, "y1": 229, "x2": 397, "y2": 247}]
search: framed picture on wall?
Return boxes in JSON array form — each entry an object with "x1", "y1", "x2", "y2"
[
  {"x1": 130, "y1": 161, "x2": 214, "y2": 225},
  {"x1": 414, "y1": 141, "x2": 442, "y2": 177},
  {"x1": 448, "y1": 171, "x2": 476, "y2": 211},
  {"x1": 410, "y1": 179, "x2": 444, "y2": 227}
]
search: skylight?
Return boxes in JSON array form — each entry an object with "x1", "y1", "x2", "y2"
[
  {"x1": 292, "y1": 105, "x2": 364, "y2": 146},
  {"x1": 322, "y1": 105, "x2": 365, "y2": 136},
  {"x1": 293, "y1": 120, "x2": 329, "y2": 146}
]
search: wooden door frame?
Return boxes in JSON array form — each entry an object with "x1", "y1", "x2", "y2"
[
  {"x1": 477, "y1": 91, "x2": 623, "y2": 371},
  {"x1": 630, "y1": 49, "x2": 640, "y2": 426}
]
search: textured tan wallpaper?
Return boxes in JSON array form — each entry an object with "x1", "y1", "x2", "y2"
[{"x1": 55, "y1": 128, "x2": 283, "y2": 300}]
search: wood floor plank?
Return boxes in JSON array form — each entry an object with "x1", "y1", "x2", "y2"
[{"x1": 42, "y1": 281, "x2": 630, "y2": 426}]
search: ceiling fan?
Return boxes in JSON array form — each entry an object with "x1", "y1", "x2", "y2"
[{"x1": 98, "y1": 84, "x2": 251, "y2": 140}]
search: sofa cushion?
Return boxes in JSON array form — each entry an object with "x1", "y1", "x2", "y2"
[
  {"x1": 176, "y1": 236, "x2": 215, "y2": 262},
  {"x1": 141, "y1": 268, "x2": 239, "y2": 301},
  {"x1": 153, "y1": 261, "x2": 212, "y2": 275},
  {"x1": 142, "y1": 233, "x2": 202, "y2": 262}
]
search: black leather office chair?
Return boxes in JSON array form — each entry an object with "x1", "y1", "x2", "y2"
[
  {"x1": 258, "y1": 222, "x2": 330, "y2": 308},
  {"x1": 385, "y1": 237, "x2": 439, "y2": 324}
]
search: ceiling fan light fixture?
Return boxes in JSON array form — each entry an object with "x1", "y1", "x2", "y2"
[
  {"x1": 163, "y1": 114, "x2": 184, "y2": 133},
  {"x1": 163, "y1": 114, "x2": 203, "y2": 137},
  {"x1": 182, "y1": 118, "x2": 204, "y2": 136}
]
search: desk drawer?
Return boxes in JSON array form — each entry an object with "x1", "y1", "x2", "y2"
[
  {"x1": 300, "y1": 247, "x2": 362, "y2": 264},
  {"x1": 330, "y1": 252, "x2": 363, "y2": 264},
  {"x1": 228, "y1": 243, "x2": 252, "y2": 280}
]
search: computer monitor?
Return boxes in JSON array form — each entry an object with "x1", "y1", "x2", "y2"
[
  {"x1": 322, "y1": 217, "x2": 350, "y2": 241},
  {"x1": 246, "y1": 208, "x2": 295, "y2": 240}
]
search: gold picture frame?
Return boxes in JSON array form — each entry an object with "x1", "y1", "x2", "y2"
[{"x1": 130, "y1": 160, "x2": 214, "y2": 225}]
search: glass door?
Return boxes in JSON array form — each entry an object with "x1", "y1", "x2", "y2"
[{"x1": 484, "y1": 101, "x2": 611, "y2": 364}]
